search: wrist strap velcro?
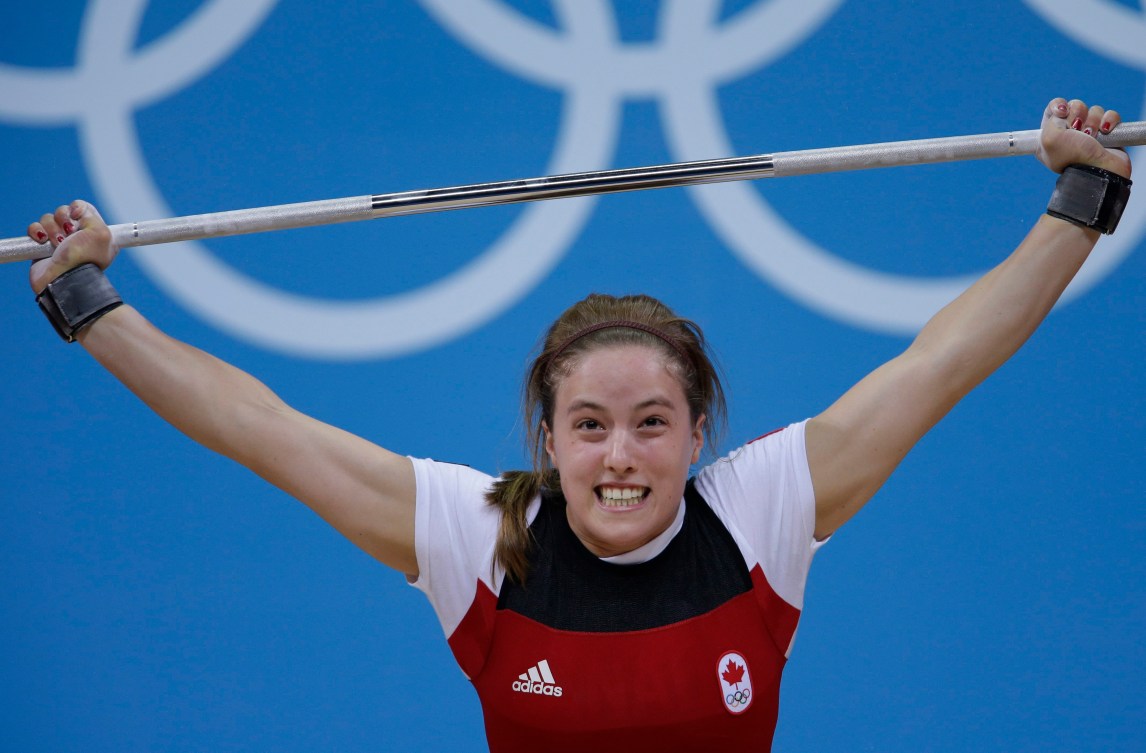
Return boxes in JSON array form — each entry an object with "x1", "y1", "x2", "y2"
[
  {"x1": 36, "y1": 263, "x2": 123, "y2": 343},
  {"x1": 1046, "y1": 163, "x2": 1132, "y2": 235}
]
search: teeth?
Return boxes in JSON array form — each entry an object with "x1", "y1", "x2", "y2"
[{"x1": 599, "y1": 487, "x2": 646, "y2": 507}]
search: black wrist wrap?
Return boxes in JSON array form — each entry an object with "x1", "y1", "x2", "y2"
[
  {"x1": 1046, "y1": 163, "x2": 1132, "y2": 235},
  {"x1": 36, "y1": 263, "x2": 123, "y2": 343}
]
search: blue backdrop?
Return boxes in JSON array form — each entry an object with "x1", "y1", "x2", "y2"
[{"x1": 2, "y1": 1, "x2": 1143, "y2": 751}]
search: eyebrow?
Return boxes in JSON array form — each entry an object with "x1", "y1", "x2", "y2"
[{"x1": 564, "y1": 396, "x2": 679, "y2": 415}]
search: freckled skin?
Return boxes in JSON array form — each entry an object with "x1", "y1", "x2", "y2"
[{"x1": 544, "y1": 345, "x2": 705, "y2": 557}]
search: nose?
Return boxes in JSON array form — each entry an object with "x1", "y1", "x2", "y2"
[{"x1": 604, "y1": 430, "x2": 636, "y2": 474}]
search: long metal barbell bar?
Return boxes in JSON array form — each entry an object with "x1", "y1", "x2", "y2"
[{"x1": 3, "y1": 122, "x2": 1144, "y2": 265}]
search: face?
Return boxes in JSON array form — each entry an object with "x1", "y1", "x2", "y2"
[{"x1": 543, "y1": 344, "x2": 705, "y2": 558}]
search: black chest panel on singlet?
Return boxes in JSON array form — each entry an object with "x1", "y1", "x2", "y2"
[{"x1": 496, "y1": 479, "x2": 754, "y2": 632}]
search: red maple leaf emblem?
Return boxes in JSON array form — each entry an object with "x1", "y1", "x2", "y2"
[{"x1": 722, "y1": 659, "x2": 746, "y2": 688}]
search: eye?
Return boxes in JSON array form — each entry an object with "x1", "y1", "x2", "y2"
[
  {"x1": 641, "y1": 416, "x2": 667, "y2": 428},
  {"x1": 576, "y1": 418, "x2": 603, "y2": 431}
]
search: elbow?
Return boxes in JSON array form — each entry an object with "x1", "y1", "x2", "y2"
[
  {"x1": 200, "y1": 383, "x2": 294, "y2": 467},
  {"x1": 903, "y1": 334, "x2": 1000, "y2": 405}
]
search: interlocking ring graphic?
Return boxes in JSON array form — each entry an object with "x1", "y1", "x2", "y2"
[
  {"x1": 1, "y1": 0, "x2": 1142, "y2": 357},
  {"x1": 726, "y1": 688, "x2": 751, "y2": 707}
]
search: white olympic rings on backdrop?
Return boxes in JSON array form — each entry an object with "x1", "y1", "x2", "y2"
[
  {"x1": 1024, "y1": 0, "x2": 1146, "y2": 68},
  {"x1": 0, "y1": 0, "x2": 1143, "y2": 356},
  {"x1": 17, "y1": 0, "x2": 619, "y2": 358},
  {"x1": 661, "y1": 0, "x2": 1144, "y2": 332}
]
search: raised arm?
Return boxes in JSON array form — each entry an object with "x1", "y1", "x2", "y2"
[
  {"x1": 27, "y1": 203, "x2": 418, "y2": 575},
  {"x1": 805, "y1": 98, "x2": 1133, "y2": 540}
]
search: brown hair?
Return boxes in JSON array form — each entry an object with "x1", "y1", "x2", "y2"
[{"x1": 485, "y1": 293, "x2": 727, "y2": 583}]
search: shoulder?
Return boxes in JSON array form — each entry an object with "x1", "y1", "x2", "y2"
[
  {"x1": 410, "y1": 457, "x2": 497, "y2": 502},
  {"x1": 409, "y1": 457, "x2": 503, "y2": 578},
  {"x1": 409, "y1": 456, "x2": 494, "y2": 482},
  {"x1": 693, "y1": 420, "x2": 821, "y2": 608},
  {"x1": 695, "y1": 419, "x2": 810, "y2": 501}
]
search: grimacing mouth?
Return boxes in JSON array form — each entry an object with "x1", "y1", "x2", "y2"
[{"x1": 595, "y1": 485, "x2": 651, "y2": 508}]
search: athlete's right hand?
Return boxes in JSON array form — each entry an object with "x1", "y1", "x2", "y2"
[{"x1": 27, "y1": 200, "x2": 118, "y2": 295}]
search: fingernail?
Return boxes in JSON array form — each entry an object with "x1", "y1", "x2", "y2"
[
  {"x1": 1083, "y1": 126, "x2": 1093, "y2": 136},
  {"x1": 1101, "y1": 121, "x2": 1112, "y2": 133},
  {"x1": 56, "y1": 234, "x2": 65, "y2": 244},
  {"x1": 1056, "y1": 102, "x2": 1068, "y2": 113},
  {"x1": 36, "y1": 231, "x2": 48, "y2": 242},
  {"x1": 63, "y1": 222, "x2": 75, "y2": 234},
  {"x1": 1071, "y1": 118, "x2": 1083, "y2": 130}
]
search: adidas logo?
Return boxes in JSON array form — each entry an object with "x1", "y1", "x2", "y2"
[{"x1": 511, "y1": 659, "x2": 564, "y2": 697}]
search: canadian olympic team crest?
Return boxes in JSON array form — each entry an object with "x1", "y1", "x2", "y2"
[
  {"x1": 717, "y1": 651, "x2": 753, "y2": 715},
  {"x1": 0, "y1": 0, "x2": 1143, "y2": 359}
]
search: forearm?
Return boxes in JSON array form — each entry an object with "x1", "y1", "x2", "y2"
[
  {"x1": 77, "y1": 304, "x2": 288, "y2": 464},
  {"x1": 907, "y1": 214, "x2": 1099, "y2": 397},
  {"x1": 799, "y1": 98, "x2": 1130, "y2": 537},
  {"x1": 809, "y1": 215, "x2": 1102, "y2": 536},
  {"x1": 23, "y1": 204, "x2": 416, "y2": 574}
]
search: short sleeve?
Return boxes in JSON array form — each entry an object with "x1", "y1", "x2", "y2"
[
  {"x1": 407, "y1": 457, "x2": 505, "y2": 638},
  {"x1": 693, "y1": 420, "x2": 823, "y2": 610}
]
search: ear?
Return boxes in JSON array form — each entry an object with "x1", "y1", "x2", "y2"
[
  {"x1": 542, "y1": 421, "x2": 557, "y2": 466},
  {"x1": 690, "y1": 414, "x2": 706, "y2": 464}
]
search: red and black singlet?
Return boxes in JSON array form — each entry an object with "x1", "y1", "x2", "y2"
[{"x1": 410, "y1": 422, "x2": 823, "y2": 752}]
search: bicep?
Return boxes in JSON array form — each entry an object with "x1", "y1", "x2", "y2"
[
  {"x1": 83, "y1": 308, "x2": 419, "y2": 575},
  {"x1": 238, "y1": 404, "x2": 418, "y2": 576},
  {"x1": 804, "y1": 217, "x2": 1100, "y2": 539},
  {"x1": 807, "y1": 347, "x2": 960, "y2": 538}
]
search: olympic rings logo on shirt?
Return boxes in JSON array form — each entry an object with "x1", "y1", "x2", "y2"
[
  {"x1": 0, "y1": 0, "x2": 1143, "y2": 358},
  {"x1": 717, "y1": 650, "x2": 754, "y2": 715}
]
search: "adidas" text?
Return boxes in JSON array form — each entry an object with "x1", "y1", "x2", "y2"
[{"x1": 512, "y1": 659, "x2": 564, "y2": 697}]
